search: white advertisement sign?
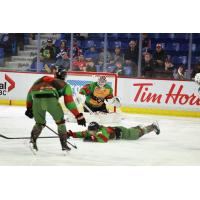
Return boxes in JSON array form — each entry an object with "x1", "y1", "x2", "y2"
[
  {"x1": 0, "y1": 71, "x2": 200, "y2": 112},
  {"x1": 118, "y1": 78, "x2": 200, "y2": 111}
]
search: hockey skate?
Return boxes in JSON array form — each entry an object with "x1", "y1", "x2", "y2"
[
  {"x1": 29, "y1": 138, "x2": 38, "y2": 155},
  {"x1": 59, "y1": 133, "x2": 71, "y2": 151},
  {"x1": 152, "y1": 121, "x2": 160, "y2": 135}
]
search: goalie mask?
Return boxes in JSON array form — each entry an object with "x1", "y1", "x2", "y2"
[
  {"x1": 55, "y1": 67, "x2": 67, "y2": 80},
  {"x1": 88, "y1": 122, "x2": 100, "y2": 132},
  {"x1": 97, "y1": 76, "x2": 107, "y2": 88}
]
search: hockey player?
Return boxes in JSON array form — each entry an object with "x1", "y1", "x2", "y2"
[
  {"x1": 78, "y1": 76, "x2": 115, "y2": 113},
  {"x1": 67, "y1": 121, "x2": 160, "y2": 143},
  {"x1": 25, "y1": 67, "x2": 86, "y2": 151}
]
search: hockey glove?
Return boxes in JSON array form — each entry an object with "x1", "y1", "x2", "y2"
[
  {"x1": 76, "y1": 113, "x2": 86, "y2": 126},
  {"x1": 67, "y1": 130, "x2": 74, "y2": 138},
  {"x1": 83, "y1": 135, "x2": 96, "y2": 142},
  {"x1": 25, "y1": 108, "x2": 33, "y2": 119}
]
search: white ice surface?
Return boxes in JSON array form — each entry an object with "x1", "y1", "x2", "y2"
[{"x1": 0, "y1": 105, "x2": 200, "y2": 166}]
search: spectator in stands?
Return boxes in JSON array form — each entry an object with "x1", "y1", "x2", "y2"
[
  {"x1": 141, "y1": 52, "x2": 155, "y2": 78},
  {"x1": 113, "y1": 61, "x2": 124, "y2": 76},
  {"x1": 86, "y1": 60, "x2": 96, "y2": 72},
  {"x1": 84, "y1": 45, "x2": 99, "y2": 64},
  {"x1": 142, "y1": 33, "x2": 151, "y2": 50},
  {"x1": 191, "y1": 62, "x2": 200, "y2": 80},
  {"x1": 72, "y1": 55, "x2": 87, "y2": 71},
  {"x1": 0, "y1": 34, "x2": 15, "y2": 58},
  {"x1": 55, "y1": 40, "x2": 70, "y2": 70},
  {"x1": 72, "y1": 38, "x2": 82, "y2": 58},
  {"x1": 164, "y1": 58, "x2": 174, "y2": 71},
  {"x1": 15, "y1": 33, "x2": 25, "y2": 51},
  {"x1": 40, "y1": 38, "x2": 57, "y2": 63},
  {"x1": 124, "y1": 40, "x2": 139, "y2": 66},
  {"x1": 153, "y1": 43, "x2": 167, "y2": 69},
  {"x1": 74, "y1": 33, "x2": 88, "y2": 41},
  {"x1": 110, "y1": 46, "x2": 124, "y2": 65},
  {"x1": 173, "y1": 64, "x2": 187, "y2": 80}
]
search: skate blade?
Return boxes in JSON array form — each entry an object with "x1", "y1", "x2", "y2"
[
  {"x1": 62, "y1": 147, "x2": 71, "y2": 156},
  {"x1": 29, "y1": 143, "x2": 37, "y2": 155}
]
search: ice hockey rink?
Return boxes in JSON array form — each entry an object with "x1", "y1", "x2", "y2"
[{"x1": 0, "y1": 105, "x2": 200, "y2": 166}]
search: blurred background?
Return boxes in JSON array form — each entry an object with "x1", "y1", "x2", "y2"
[{"x1": 0, "y1": 33, "x2": 200, "y2": 80}]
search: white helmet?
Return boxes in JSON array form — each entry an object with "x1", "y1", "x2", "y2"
[{"x1": 97, "y1": 76, "x2": 107, "y2": 88}]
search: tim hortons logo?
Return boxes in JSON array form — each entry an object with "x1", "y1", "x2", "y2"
[
  {"x1": 133, "y1": 83, "x2": 200, "y2": 106},
  {"x1": 0, "y1": 74, "x2": 15, "y2": 95}
]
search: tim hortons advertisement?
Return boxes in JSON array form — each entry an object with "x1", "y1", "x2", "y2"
[{"x1": 118, "y1": 78, "x2": 200, "y2": 111}]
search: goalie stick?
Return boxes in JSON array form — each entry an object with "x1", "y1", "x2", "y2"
[{"x1": 0, "y1": 134, "x2": 58, "y2": 140}]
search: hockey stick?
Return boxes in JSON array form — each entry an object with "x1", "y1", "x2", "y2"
[
  {"x1": 44, "y1": 125, "x2": 77, "y2": 149},
  {"x1": 35, "y1": 111, "x2": 77, "y2": 149},
  {"x1": 82, "y1": 102, "x2": 94, "y2": 115},
  {"x1": 0, "y1": 134, "x2": 58, "y2": 140},
  {"x1": 74, "y1": 95, "x2": 94, "y2": 115}
]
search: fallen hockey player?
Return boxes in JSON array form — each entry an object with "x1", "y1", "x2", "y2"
[{"x1": 67, "y1": 121, "x2": 160, "y2": 142}]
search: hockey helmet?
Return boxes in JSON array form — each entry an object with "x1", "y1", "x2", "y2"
[
  {"x1": 97, "y1": 75, "x2": 107, "y2": 88},
  {"x1": 88, "y1": 121, "x2": 100, "y2": 132},
  {"x1": 55, "y1": 67, "x2": 67, "y2": 80}
]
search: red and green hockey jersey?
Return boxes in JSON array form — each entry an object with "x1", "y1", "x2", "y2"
[
  {"x1": 79, "y1": 82, "x2": 113, "y2": 107},
  {"x1": 26, "y1": 76, "x2": 80, "y2": 117},
  {"x1": 69, "y1": 126, "x2": 116, "y2": 142}
]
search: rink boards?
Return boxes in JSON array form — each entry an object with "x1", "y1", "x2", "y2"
[{"x1": 0, "y1": 71, "x2": 200, "y2": 117}]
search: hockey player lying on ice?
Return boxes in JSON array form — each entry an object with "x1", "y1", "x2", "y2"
[{"x1": 67, "y1": 121, "x2": 160, "y2": 142}]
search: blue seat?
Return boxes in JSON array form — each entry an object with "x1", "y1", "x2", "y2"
[
  {"x1": 165, "y1": 43, "x2": 180, "y2": 51},
  {"x1": 82, "y1": 40, "x2": 95, "y2": 49},
  {"x1": 159, "y1": 33, "x2": 175, "y2": 40},
  {"x1": 174, "y1": 33, "x2": 189, "y2": 40},
  {"x1": 107, "y1": 65, "x2": 116, "y2": 73},
  {"x1": 148, "y1": 33, "x2": 160, "y2": 39},
  {"x1": 192, "y1": 56, "x2": 200, "y2": 64},
  {"x1": 0, "y1": 48, "x2": 4, "y2": 57},
  {"x1": 172, "y1": 56, "x2": 188, "y2": 65},
  {"x1": 193, "y1": 33, "x2": 200, "y2": 39},
  {"x1": 180, "y1": 43, "x2": 196, "y2": 52},
  {"x1": 180, "y1": 44, "x2": 189, "y2": 52},
  {"x1": 109, "y1": 41, "x2": 122, "y2": 49},
  {"x1": 123, "y1": 66, "x2": 133, "y2": 76},
  {"x1": 24, "y1": 33, "x2": 29, "y2": 45},
  {"x1": 108, "y1": 33, "x2": 119, "y2": 40},
  {"x1": 195, "y1": 44, "x2": 200, "y2": 52},
  {"x1": 88, "y1": 33, "x2": 105, "y2": 38}
]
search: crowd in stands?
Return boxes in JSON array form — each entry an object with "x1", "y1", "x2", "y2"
[{"x1": 1, "y1": 33, "x2": 200, "y2": 81}]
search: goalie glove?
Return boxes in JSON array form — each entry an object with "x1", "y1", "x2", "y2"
[{"x1": 106, "y1": 96, "x2": 121, "y2": 107}]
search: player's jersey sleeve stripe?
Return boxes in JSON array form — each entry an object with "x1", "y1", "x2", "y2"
[
  {"x1": 63, "y1": 84, "x2": 80, "y2": 117},
  {"x1": 97, "y1": 134, "x2": 108, "y2": 142}
]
